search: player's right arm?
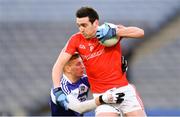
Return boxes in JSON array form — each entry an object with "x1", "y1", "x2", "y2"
[
  {"x1": 52, "y1": 34, "x2": 78, "y2": 106},
  {"x1": 52, "y1": 49, "x2": 72, "y2": 108},
  {"x1": 116, "y1": 24, "x2": 144, "y2": 39},
  {"x1": 57, "y1": 88, "x2": 125, "y2": 114},
  {"x1": 96, "y1": 23, "x2": 144, "y2": 41},
  {"x1": 52, "y1": 48, "x2": 72, "y2": 88}
]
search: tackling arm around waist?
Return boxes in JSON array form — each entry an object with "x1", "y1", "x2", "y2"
[
  {"x1": 67, "y1": 95, "x2": 100, "y2": 114},
  {"x1": 51, "y1": 89, "x2": 99, "y2": 114}
]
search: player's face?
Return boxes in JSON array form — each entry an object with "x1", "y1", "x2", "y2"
[
  {"x1": 69, "y1": 57, "x2": 85, "y2": 79},
  {"x1": 76, "y1": 17, "x2": 98, "y2": 39}
]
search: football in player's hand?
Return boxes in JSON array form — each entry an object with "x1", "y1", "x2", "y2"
[
  {"x1": 96, "y1": 23, "x2": 119, "y2": 47},
  {"x1": 99, "y1": 36, "x2": 119, "y2": 47}
]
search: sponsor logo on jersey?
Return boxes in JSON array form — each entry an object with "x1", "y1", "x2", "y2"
[
  {"x1": 79, "y1": 44, "x2": 86, "y2": 49},
  {"x1": 81, "y1": 49, "x2": 104, "y2": 60}
]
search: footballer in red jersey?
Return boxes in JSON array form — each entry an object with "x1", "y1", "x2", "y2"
[{"x1": 52, "y1": 6, "x2": 146, "y2": 117}]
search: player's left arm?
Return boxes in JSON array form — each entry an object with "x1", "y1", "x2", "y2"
[{"x1": 116, "y1": 24, "x2": 144, "y2": 39}]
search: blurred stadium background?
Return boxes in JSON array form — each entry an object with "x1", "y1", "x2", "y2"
[{"x1": 0, "y1": 0, "x2": 180, "y2": 116}]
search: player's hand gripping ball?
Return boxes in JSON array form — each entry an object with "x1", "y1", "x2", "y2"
[{"x1": 96, "y1": 23, "x2": 119, "y2": 47}]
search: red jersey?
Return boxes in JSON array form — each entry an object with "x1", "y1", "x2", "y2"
[{"x1": 65, "y1": 32, "x2": 128, "y2": 93}]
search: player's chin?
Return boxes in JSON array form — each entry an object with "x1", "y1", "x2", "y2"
[
  {"x1": 79, "y1": 71, "x2": 84, "y2": 76},
  {"x1": 83, "y1": 34, "x2": 94, "y2": 39},
  {"x1": 77, "y1": 74, "x2": 83, "y2": 78},
  {"x1": 84, "y1": 35, "x2": 90, "y2": 39}
]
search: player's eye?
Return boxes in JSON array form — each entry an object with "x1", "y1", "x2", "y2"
[
  {"x1": 76, "y1": 62, "x2": 80, "y2": 66},
  {"x1": 76, "y1": 62, "x2": 83, "y2": 67},
  {"x1": 80, "y1": 23, "x2": 88, "y2": 28},
  {"x1": 77, "y1": 24, "x2": 80, "y2": 28},
  {"x1": 82, "y1": 24, "x2": 87, "y2": 27}
]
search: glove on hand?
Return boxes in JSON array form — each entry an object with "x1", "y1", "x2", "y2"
[
  {"x1": 99, "y1": 88, "x2": 125, "y2": 104},
  {"x1": 53, "y1": 87, "x2": 69, "y2": 110},
  {"x1": 122, "y1": 56, "x2": 128, "y2": 73},
  {"x1": 96, "y1": 23, "x2": 117, "y2": 42}
]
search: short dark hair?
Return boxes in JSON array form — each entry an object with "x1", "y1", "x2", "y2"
[
  {"x1": 66, "y1": 53, "x2": 80, "y2": 65},
  {"x1": 63, "y1": 53, "x2": 80, "y2": 72},
  {"x1": 69, "y1": 53, "x2": 80, "y2": 61},
  {"x1": 76, "y1": 6, "x2": 99, "y2": 24}
]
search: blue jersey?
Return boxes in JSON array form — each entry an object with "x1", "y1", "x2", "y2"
[
  {"x1": 50, "y1": 74, "x2": 90, "y2": 116},
  {"x1": 61, "y1": 74, "x2": 90, "y2": 102}
]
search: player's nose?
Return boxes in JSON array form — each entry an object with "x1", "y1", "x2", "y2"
[
  {"x1": 81, "y1": 63, "x2": 85, "y2": 69},
  {"x1": 79, "y1": 26, "x2": 85, "y2": 32}
]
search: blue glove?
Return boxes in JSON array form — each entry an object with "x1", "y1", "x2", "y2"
[
  {"x1": 96, "y1": 23, "x2": 116, "y2": 43},
  {"x1": 53, "y1": 87, "x2": 69, "y2": 110}
]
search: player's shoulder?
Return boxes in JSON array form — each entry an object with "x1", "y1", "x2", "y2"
[
  {"x1": 60, "y1": 77, "x2": 71, "y2": 95},
  {"x1": 61, "y1": 74, "x2": 72, "y2": 85}
]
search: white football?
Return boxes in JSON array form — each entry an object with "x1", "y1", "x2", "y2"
[{"x1": 99, "y1": 36, "x2": 119, "y2": 47}]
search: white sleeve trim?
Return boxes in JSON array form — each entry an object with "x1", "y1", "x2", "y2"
[{"x1": 67, "y1": 95, "x2": 97, "y2": 114}]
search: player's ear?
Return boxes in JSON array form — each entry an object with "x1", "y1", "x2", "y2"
[
  {"x1": 94, "y1": 19, "x2": 99, "y2": 27},
  {"x1": 64, "y1": 65, "x2": 71, "y2": 73}
]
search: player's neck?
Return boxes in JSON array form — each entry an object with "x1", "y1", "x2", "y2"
[{"x1": 65, "y1": 73, "x2": 79, "y2": 83}]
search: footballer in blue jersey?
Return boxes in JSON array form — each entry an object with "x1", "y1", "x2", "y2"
[
  {"x1": 61, "y1": 74, "x2": 90, "y2": 102},
  {"x1": 50, "y1": 53, "x2": 125, "y2": 116},
  {"x1": 50, "y1": 74, "x2": 90, "y2": 116},
  {"x1": 50, "y1": 53, "x2": 89, "y2": 116}
]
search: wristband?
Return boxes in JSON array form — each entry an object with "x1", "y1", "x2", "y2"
[{"x1": 99, "y1": 95, "x2": 106, "y2": 104}]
